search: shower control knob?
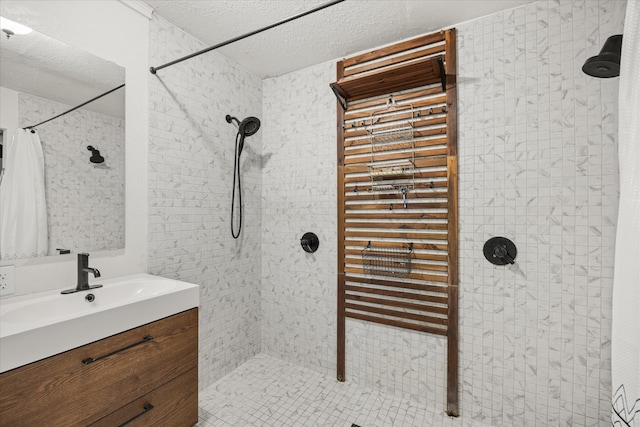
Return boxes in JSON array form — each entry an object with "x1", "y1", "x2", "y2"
[
  {"x1": 483, "y1": 237, "x2": 517, "y2": 265},
  {"x1": 493, "y1": 245, "x2": 514, "y2": 264},
  {"x1": 300, "y1": 232, "x2": 319, "y2": 253}
]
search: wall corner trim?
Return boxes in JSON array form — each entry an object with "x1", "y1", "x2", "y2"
[{"x1": 117, "y1": 0, "x2": 154, "y2": 20}]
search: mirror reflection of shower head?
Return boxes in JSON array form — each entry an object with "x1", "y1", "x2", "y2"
[{"x1": 87, "y1": 145, "x2": 104, "y2": 164}]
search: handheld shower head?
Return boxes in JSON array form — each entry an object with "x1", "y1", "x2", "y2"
[
  {"x1": 226, "y1": 115, "x2": 261, "y2": 155},
  {"x1": 226, "y1": 115, "x2": 261, "y2": 137},
  {"x1": 239, "y1": 116, "x2": 260, "y2": 137},
  {"x1": 227, "y1": 114, "x2": 261, "y2": 239}
]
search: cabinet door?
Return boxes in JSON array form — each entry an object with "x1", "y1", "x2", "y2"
[
  {"x1": 89, "y1": 367, "x2": 198, "y2": 427},
  {"x1": 0, "y1": 308, "x2": 198, "y2": 427}
]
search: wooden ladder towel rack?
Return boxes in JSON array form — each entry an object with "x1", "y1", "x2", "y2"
[{"x1": 332, "y1": 28, "x2": 459, "y2": 417}]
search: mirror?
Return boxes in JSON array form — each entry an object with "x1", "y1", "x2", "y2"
[{"x1": 0, "y1": 22, "x2": 125, "y2": 260}]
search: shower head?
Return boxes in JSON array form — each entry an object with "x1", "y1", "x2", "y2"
[
  {"x1": 582, "y1": 34, "x2": 622, "y2": 78},
  {"x1": 239, "y1": 116, "x2": 261, "y2": 137},
  {"x1": 87, "y1": 145, "x2": 104, "y2": 164},
  {"x1": 226, "y1": 115, "x2": 261, "y2": 155},
  {"x1": 226, "y1": 115, "x2": 261, "y2": 137}
]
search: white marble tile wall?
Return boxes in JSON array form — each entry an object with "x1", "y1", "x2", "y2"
[
  {"x1": 261, "y1": 61, "x2": 338, "y2": 375},
  {"x1": 18, "y1": 93, "x2": 125, "y2": 255},
  {"x1": 457, "y1": 0, "x2": 623, "y2": 425},
  {"x1": 148, "y1": 15, "x2": 263, "y2": 390},
  {"x1": 261, "y1": 0, "x2": 624, "y2": 425}
]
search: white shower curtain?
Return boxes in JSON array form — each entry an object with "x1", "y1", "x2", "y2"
[
  {"x1": 0, "y1": 129, "x2": 48, "y2": 259},
  {"x1": 612, "y1": 1, "x2": 640, "y2": 426}
]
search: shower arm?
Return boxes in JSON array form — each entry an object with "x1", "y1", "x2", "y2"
[
  {"x1": 226, "y1": 115, "x2": 241, "y2": 126},
  {"x1": 149, "y1": 0, "x2": 345, "y2": 74}
]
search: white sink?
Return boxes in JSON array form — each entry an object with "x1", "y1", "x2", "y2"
[{"x1": 0, "y1": 274, "x2": 199, "y2": 373}]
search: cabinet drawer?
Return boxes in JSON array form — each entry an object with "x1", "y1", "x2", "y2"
[
  {"x1": 0, "y1": 308, "x2": 198, "y2": 427},
  {"x1": 89, "y1": 367, "x2": 198, "y2": 427}
]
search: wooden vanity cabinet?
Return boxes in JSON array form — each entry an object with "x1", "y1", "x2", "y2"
[{"x1": 0, "y1": 308, "x2": 198, "y2": 427}]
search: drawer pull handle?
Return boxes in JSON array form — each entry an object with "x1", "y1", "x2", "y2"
[
  {"x1": 118, "y1": 403, "x2": 154, "y2": 427},
  {"x1": 82, "y1": 335, "x2": 154, "y2": 365}
]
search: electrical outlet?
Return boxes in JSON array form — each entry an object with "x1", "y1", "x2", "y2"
[{"x1": 0, "y1": 265, "x2": 16, "y2": 296}]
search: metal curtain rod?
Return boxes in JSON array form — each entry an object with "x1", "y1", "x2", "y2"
[
  {"x1": 24, "y1": 83, "x2": 125, "y2": 132},
  {"x1": 149, "y1": 0, "x2": 346, "y2": 74}
]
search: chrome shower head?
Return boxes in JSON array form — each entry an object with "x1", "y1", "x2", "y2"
[{"x1": 582, "y1": 34, "x2": 623, "y2": 78}]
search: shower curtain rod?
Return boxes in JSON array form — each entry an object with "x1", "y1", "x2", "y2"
[
  {"x1": 23, "y1": 83, "x2": 125, "y2": 132},
  {"x1": 149, "y1": 0, "x2": 346, "y2": 74}
]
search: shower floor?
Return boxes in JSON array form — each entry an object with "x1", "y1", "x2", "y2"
[{"x1": 197, "y1": 354, "x2": 486, "y2": 427}]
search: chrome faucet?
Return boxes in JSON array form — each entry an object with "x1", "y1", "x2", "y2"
[{"x1": 61, "y1": 253, "x2": 103, "y2": 294}]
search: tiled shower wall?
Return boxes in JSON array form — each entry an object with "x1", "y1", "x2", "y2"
[
  {"x1": 147, "y1": 15, "x2": 263, "y2": 390},
  {"x1": 261, "y1": 61, "x2": 338, "y2": 375},
  {"x1": 456, "y1": 0, "x2": 623, "y2": 424},
  {"x1": 261, "y1": 0, "x2": 624, "y2": 425},
  {"x1": 18, "y1": 93, "x2": 125, "y2": 255}
]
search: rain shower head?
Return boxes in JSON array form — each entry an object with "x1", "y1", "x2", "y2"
[
  {"x1": 582, "y1": 34, "x2": 623, "y2": 78},
  {"x1": 87, "y1": 145, "x2": 104, "y2": 164}
]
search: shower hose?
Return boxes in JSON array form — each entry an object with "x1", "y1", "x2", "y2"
[{"x1": 231, "y1": 132, "x2": 242, "y2": 239}]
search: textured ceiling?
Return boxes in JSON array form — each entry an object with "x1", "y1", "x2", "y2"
[
  {"x1": 0, "y1": 0, "x2": 537, "y2": 118},
  {"x1": 143, "y1": 0, "x2": 537, "y2": 79}
]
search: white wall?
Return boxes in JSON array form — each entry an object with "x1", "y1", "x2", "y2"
[
  {"x1": 0, "y1": 87, "x2": 19, "y2": 147},
  {"x1": 0, "y1": 1, "x2": 150, "y2": 295}
]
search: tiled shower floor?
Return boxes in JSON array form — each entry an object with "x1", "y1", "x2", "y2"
[{"x1": 197, "y1": 354, "x2": 487, "y2": 427}]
